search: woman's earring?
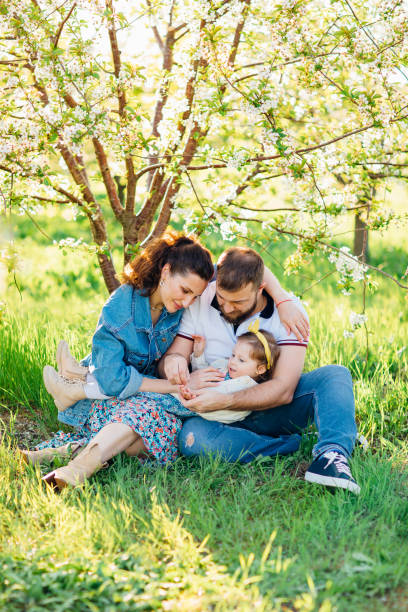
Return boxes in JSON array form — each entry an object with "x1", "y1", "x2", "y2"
[{"x1": 160, "y1": 280, "x2": 164, "y2": 287}]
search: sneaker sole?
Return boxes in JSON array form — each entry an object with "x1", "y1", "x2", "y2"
[{"x1": 305, "y1": 471, "x2": 361, "y2": 495}]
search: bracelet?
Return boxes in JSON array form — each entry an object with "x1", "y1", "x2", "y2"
[{"x1": 276, "y1": 298, "x2": 293, "y2": 307}]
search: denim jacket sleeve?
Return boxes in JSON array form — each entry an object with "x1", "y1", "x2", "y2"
[
  {"x1": 88, "y1": 284, "x2": 150, "y2": 398},
  {"x1": 90, "y1": 321, "x2": 145, "y2": 398}
]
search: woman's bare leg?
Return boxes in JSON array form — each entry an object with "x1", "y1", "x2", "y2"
[{"x1": 125, "y1": 437, "x2": 149, "y2": 457}]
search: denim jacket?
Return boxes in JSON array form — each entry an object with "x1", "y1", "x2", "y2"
[{"x1": 59, "y1": 284, "x2": 183, "y2": 427}]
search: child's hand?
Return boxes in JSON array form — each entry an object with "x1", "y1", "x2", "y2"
[
  {"x1": 178, "y1": 384, "x2": 197, "y2": 400},
  {"x1": 191, "y1": 334, "x2": 206, "y2": 358}
]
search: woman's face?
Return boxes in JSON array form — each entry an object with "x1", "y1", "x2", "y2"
[
  {"x1": 228, "y1": 339, "x2": 266, "y2": 379},
  {"x1": 160, "y1": 265, "x2": 208, "y2": 312}
]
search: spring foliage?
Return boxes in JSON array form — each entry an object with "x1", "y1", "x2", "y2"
[{"x1": 0, "y1": 0, "x2": 408, "y2": 292}]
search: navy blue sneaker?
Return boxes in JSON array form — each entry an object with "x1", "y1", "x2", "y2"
[{"x1": 305, "y1": 451, "x2": 360, "y2": 495}]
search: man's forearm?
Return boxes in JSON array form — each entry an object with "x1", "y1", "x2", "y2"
[
  {"x1": 263, "y1": 266, "x2": 290, "y2": 303},
  {"x1": 223, "y1": 379, "x2": 294, "y2": 411}
]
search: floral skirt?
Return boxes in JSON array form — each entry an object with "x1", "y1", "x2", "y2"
[{"x1": 36, "y1": 392, "x2": 190, "y2": 465}]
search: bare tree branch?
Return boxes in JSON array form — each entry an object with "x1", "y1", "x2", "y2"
[
  {"x1": 50, "y1": 185, "x2": 84, "y2": 206},
  {"x1": 22, "y1": 194, "x2": 70, "y2": 204},
  {"x1": 23, "y1": 206, "x2": 53, "y2": 240},
  {"x1": 142, "y1": 177, "x2": 177, "y2": 245},
  {"x1": 185, "y1": 170, "x2": 205, "y2": 212},
  {"x1": 92, "y1": 137, "x2": 124, "y2": 220},
  {"x1": 53, "y1": 2, "x2": 77, "y2": 49},
  {"x1": 105, "y1": 0, "x2": 136, "y2": 214},
  {"x1": 146, "y1": 0, "x2": 164, "y2": 52}
]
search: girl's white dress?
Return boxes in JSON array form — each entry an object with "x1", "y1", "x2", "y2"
[{"x1": 186, "y1": 354, "x2": 255, "y2": 423}]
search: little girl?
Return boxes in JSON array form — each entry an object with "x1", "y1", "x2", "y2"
[
  {"x1": 183, "y1": 319, "x2": 280, "y2": 423},
  {"x1": 21, "y1": 320, "x2": 280, "y2": 488}
]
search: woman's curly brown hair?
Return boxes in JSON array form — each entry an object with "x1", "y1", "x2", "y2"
[{"x1": 121, "y1": 230, "x2": 213, "y2": 296}]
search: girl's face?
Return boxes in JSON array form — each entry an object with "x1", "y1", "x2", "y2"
[
  {"x1": 228, "y1": 339, "x2": 266, "y2": 379},
  {"x1": 160, "y1": 264, "x2": 208, "y2": 313}
]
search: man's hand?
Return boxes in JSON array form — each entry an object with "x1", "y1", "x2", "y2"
[
  {"x1": 188, "y1": 367, "x2": 225, "y2": 390},
  {"x1": 163, "y1": 353, "x2": 190, "y2": 385},
  {"x1": 277, "y1": 301, "x2": 309, "y2": 342},
  {"x1": 179, "y1": 388, "x2": 230, "y2": 413}
]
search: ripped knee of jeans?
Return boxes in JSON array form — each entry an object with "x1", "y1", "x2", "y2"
[{"x1": 185, "y1": 432, "x2": 195, "y2": 448}]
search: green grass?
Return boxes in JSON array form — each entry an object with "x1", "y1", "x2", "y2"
[
  {"x1": 0, "y1": 208, "x2": 408, "y2": 610},
  {"x1": 1, "y1": 442, "x2": 408, "y2": 610}
]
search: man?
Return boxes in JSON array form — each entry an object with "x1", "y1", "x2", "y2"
[{"x1": 159, "y1": 247, "x2": 360, "y2": 494}]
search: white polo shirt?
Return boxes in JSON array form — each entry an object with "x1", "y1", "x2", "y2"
[{"x1": 177, "y1": 281, "x2": 308, "y2": 363}]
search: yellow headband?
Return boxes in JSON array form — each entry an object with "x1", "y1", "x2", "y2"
[{"x1": 247, "y1": 319, "x2": 272, "y2": 369}]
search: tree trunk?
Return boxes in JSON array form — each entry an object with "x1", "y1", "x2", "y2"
[
  {"x1": 353, "y1": 213, "x2": 369, "y2": 263},
  {"x1": 89, "y1": 215, "x2": 120, "y2": 293},
  {"x1": 98, "y1": 253, "x2": 120, "y2": 293}
]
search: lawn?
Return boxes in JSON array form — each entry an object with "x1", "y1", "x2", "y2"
[{"x1": 0, "y1": 210, "x2": 407, "y2": 611}]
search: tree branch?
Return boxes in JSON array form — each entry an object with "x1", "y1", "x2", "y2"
[
  {"x1": 57, "y1": 141, "x2": 95, "y2": 205},
  {"x1": 53, "y1": 2, "x2": 77, "y2": 49},
  {"x1": 23, "y1": 206, "x2": 53, "y2": 240},
  {"x1": 185, "y1": 170, "x2": 205, "y2": 212},
  {"x1": 92, "y1": 137, "x2": 124, "y2": 220},
  {"x1": 228, "y1": 0, "x2": 250, "y2": 66},
  {"x1": 187, "y1": 114, "x2": 408, "y2": 170},
  {"x1": 230, "y1": 214, "x2": 408, "y2": 290},
  {"x1": 23, "y1": 194, "x2": 70, "y2": 204},
  {"x1": 105, "y1": 0, "x2": 136, "y2": 213},
  {"x1": 141, "y1": 177, "x2": 177, "y2": 245},
  {"x1": 49, "y1": 184, "x2": 84, "y2": 206},
  {"x1": 144, "y1": 13, "x2": 177, "y2": 195},
  {"x1": 146, "y1": 0, "x2": 164, "y2": 52}
]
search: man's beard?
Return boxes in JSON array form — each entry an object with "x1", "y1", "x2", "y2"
[{"x1": 220, "y1": 294, "x2": 259, "y2": 326}]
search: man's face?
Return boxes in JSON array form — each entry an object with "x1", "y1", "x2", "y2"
[{"x1": 215, "y1": 282, "x2": 263, "y2": 325}]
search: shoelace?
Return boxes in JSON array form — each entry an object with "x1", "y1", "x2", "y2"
[
  {"x1": 61, "y1": 375, "x2": 82, "y2": 386},
  {"x1": 323, "y1": 451, "x2": 352, "y2": 477}
]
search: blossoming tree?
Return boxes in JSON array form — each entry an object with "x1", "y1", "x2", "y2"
[{"x1": 1, "y1": 0, "x2": 407, "y2": 293}]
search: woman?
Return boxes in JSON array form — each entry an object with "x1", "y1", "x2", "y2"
[{"x1": 22, "y1": 231, "x2": 214, "y2": 487}]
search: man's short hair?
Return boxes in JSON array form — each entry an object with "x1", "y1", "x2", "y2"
[{"x1": 217, "y1": 247, "x2": 264, "y2": 291}]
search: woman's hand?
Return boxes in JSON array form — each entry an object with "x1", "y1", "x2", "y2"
[
  {"x1": 163, "y1": 353, "x2": 190, "y2": 385},
  {"x1": 277, "y1": 301, "x2": 310, "y2": 342},
  {"x1": 188, "y1": 367, "x2": 225, "y2": 390}
]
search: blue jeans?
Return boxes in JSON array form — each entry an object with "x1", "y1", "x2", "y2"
[{"x1": 179, "y1": 365, "x2": 357, "y2": 464}]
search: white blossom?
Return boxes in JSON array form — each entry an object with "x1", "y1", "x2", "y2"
[
  {"x1": 349, "y1": 311, "x2": 368, "y2": 329},
  {"x1": 329, "y1": 247, "x2": 368, "y2": 283}
]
